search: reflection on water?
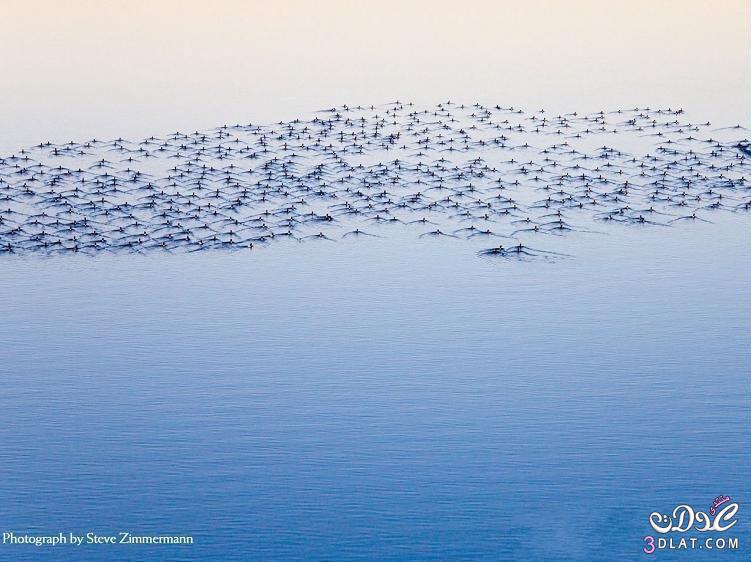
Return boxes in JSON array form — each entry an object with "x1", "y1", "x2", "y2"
[{"x1": 0, "y1": 213, "x2": 748, "y2": 560}]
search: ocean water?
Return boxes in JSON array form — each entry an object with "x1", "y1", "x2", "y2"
[{"x1": 0, "y1": 211, "x2": 748, "y2": 560}]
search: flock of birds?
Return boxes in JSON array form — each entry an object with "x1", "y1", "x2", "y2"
[{"x1": 1, "y1": 101, "x2": 749, "y2": 261}]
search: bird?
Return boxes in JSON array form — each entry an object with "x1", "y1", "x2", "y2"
[{"x1": 0, "y1": 102, "x2": 747, "y2": 261}]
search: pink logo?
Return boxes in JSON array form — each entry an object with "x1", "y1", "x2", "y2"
[{"x1": 642, "y1": 496, "x2": 741, "y2": 555}]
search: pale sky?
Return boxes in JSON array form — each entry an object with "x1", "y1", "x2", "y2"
[{"x1": 1, "y1": 0, "x2": 748, "y2": 150}]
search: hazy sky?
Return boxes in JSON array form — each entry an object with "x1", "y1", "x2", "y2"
[{"x1": 1, "y1": 0, "x2": 749, "y2": 150}]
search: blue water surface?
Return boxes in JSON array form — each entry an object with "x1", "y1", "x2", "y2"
[{"x1": 0, "y1": 215, "x2": 749, "y2": 561}]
